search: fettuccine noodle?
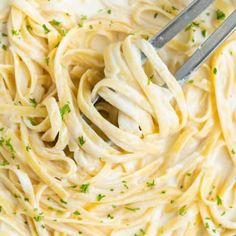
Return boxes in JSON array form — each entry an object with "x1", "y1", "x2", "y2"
[{"x1": 0, "y1": 0, "x2": 235, "y2": 235}]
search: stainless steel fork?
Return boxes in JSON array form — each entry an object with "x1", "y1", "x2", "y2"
[{"x1": 91, "y1": 0, "x2": 236, "y2": 106}]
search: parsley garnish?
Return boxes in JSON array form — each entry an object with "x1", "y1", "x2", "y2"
[
  {"x1": 1, "y1": 33, "x2": 7, "y2": 37},
  {"x1": 78, "y1": 15, "x2": 87, "y2": 28},
  {"x1": 0, "y1": 160, "x2": 9, "y2": 166},
  {"x1": 11, "y1": 29, "x2": 19, "y2": 36},
  {"x1": 5, "y1": 138, "x2": 15, "y2": 154},
  {"x1": 125, "y1": 207, "x2": 140, "y2": 212},
  {"x1": 232, "y1": 149, "x2": 235, "y2": 155},
  {"x1": 2, "y1": 44, "x2": 7, "y2": 51},
  {"x1": 29, "y1": 98, "x2": 37, "y2": 108},
  {"x1": 78, "y1": 136, "x2": 86, "y2": 146},
  {"x1": 26, "y1": 25, "x2": 32, "y2": 32},
  {"x1": 34, "y1": 212, "x2": 44, "y2": 222},
  {"x1": 107, "y1": 9, "x2": 112, "y2": 14},
  {"x1": 146, "y1": 180, "x2": 155, "y2": 188},
  {"x1": 45, "y1": 57, "x2": 49, "y2": 66},
  {"x1": 26, "y1": 146, "x2": 31, "y2": 152},
  {"x1": 201, "y1": 29, "x2": 206, "y2": 37},
  {"x1": 80, "y1": 183, "x2": 90, "y2": 193},
  {"x1": 73, "y1": 210, "x2": 80, "y2": 215},
  {"x1": 96, "y1": 194, "x2": 106, "y2": 201},
  {"x1": 42, "y1": 24, "x2": 50, "y2": 34},
  {"x1": 147, "y1": 74, "x2": 154, "y2": 85},
  {"x1": 185, "y1": 22, "x2": 200, "y2": 31},
  {"x1": 179, "y1": 205, "x2": 187, "y2": 216},
  {"x1": 216, "y1": 9, "x2": 226, "y2": 20},
  {"x1": 50, "y1": 19, "x2": 61, "y2": 26},
  {"x1": 213, "y1": 67, "x2": 217, "y2": 74},
  {"x1": 60, "y1": 102, "x2": 71, "y2": 120},
  {"x1": 60, "y1": 199, "x2": 67, "y2": 204},
  {"x1": 216, "y1": 196, "x2": 222, "y2": 206},
  {"x1": 154, "y1": 13, "x2": 158, "y2": 18},
  {"x1": 107, "y1": 213, "x2": 114, "y2": 219}
]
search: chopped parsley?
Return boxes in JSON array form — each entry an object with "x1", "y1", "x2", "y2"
[
  {"x1": 0, "y1": 128, "x2": 4, "y2": 132},
  {"x1": 89, "y1": 25, "x2": 93, "y2": 30},
  {"x1": 29, "y1": 98, "x2": 37, "y2": 108},
  {"x1": 185, "y1": 22, "x2": 200, "y2": 31},
  {"x1": 78, "y1": 15, "x2": 87, "y2": 28},
  {"x1": 45, "y1": 57, "x2": 49, "y2": 66},
  {"x1": 154, "y1": 13, "x2": 158, "y2": 18},
  {"x1": 26, "y1": 146, "x2": 31, "y2": 152},
  {"x1": 213, "y1": 67, "x2": 217, "y2": 74},
  {"x1": 60, "y1": 102, "x2": 71, "y2": 120},
  {"x1": 50, "y1": 19, "x2": 61, "y2": 26},
  {"x1": 26, "y1": 25, "x2": 32, "y2": 32},
  {"x1": 60, "y1": 199, "x2": 67, "y2": 204},
  {"x1": 34, "y1": 212, "x2": 44, "y2": 222},
  {"x1": 201, "y1": 29, "x2": 206, "y2": 37},
  {"x1": 216, "y1": 9, "x2": 226, "y2": 20},
  {"x1": 147, "y1": 74, "x2": 154, "y2": 85},
  {"x1": 232, "y1": 149, "x2": 235, "y2": 155},
  {"x1": 146, "y1": 180, "x2": 155, "y2": 188},
  {"x1": 122, "y1": 180, "x2": 129, "y2": 189},
  {"x1": 205, "y1": 222, "x2": 209, "y2": 229},
  {"x1": 186, "y1": 172, "x2": 192, "y2": 176},
  {"x1": 80, "y1": 183, "x2": 90, "y2": 193},
  {"x1": 42, "y1": 24, "x2": 50, "y2": 34},
  {"x1": 78, "y1": 136, "x2": 86, "y2": 146},
  {"x1": 1, "y1": 33, "x2": 7, "y2": 37},
  {"x1": 178, "y1": 205, "x2": 187, "y2": 216},
  {"x1": 107, "y1": 9, "x2": 112, "y2": 14},
  {"x1": 160, "y1": 190, "x2": 166, "y2": 194},
  {"x1": 125, "y1": 207, "x2": 140, "y2": 212},
  {"x1": 2, "y1": 44, "x2": 7, "y2": 51},
  {"x1": 216, "y1": 196, "x2": 222, "y2": 206},
  {"x1": 107, "y1": 213, "x2": 114, "y2": 219},
  {"x1": 96, "y1": 194, "x2": 106, "y2": 201},
  {"x1": 0, "y1": 160, "x2": 9, "y2": 166},
  {"x1": 5, "y1": 138, "x2": 15, "y2": 154},
  {"x1": 73, "y1": 210, "x2": 80, "y2": 215},
  {"x1": 28, "y1": 118, "x2": 37, "y2": 126},
  {"x1": 11, "y1": 29, "x2": 19, "y2": 36}
]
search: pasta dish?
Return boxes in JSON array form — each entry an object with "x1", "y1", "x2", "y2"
[{"x1": 0, "y1": 0, "x2": 236, "y2": 235}]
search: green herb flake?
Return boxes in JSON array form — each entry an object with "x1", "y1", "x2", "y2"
[
  {"x1": 216, "y1": 196, "x2": 222, "y2": 206},
  {"x1": 45, "y1": 57, "x2": 49, "y2": 66},
  {"x1": 146, "y1": 180, "x2": 155, "y2": 187},
  {"x1": 26, "y1": 145, "x2": 31, "y2": 152},
  {"x1": 107, "y1": 213, "x2": 114, "y2": 219},
  {"x1": 160, "y1": 190, "x2": 166, "y2": 194},
  {"x1": 205, "y1": 222, "x2": 209, "y2": 229},
  {"x1": 60, "y1": 102, "x2": 71, "y2": 120},
  {"x1": 42, "y1": 24, "x2": 50, "y2": 34},
  {"x1": 29, "y1": 98, "x2": 37, "y2": 108},
  {"x1": 216, "y1": 9, "x2": 226, "y2": 20},
  {"x1": 80, "y1": 183, "x2": 90, "y2": 193},
  {"x1": 231, "y1": 149, "x2": 235, "y2": 155},
  {"x1": 0, "y1": 128, "x2": 4, "y2": 132},
  {"x1": 201, "y1": 29, "x2": 206, "y2": 37},
  {"x1": 73, "y1": 210, "x2": 80, "y2": 216},
  {"x1": 26, "y1": 25, "x2": 32, "y2": 32},
  {"x1": 1, "y1": 33, "x2": 7, "y2": 37},
  {"x1": 107, "y1": 9, "x2": 112, "y2": 14},
  {"x1": 179, "y1": 205, "x2": 187, "y2": 216},
  {"x1": 125, "y1": 207, "x2": 140, "y2": 212},
  {"x1": 147, "y1": 74, "x2": 154, "y2": 85},
  {"x1": 60, "y1": 199, "x2": 67, "y2": 204},
  {"x1": 0, "y1": 160, "x2": 9, "y2": 166},
  {"x1": 34, "y1": 212, "x2": 44, "y2": 222},
  {"x1": 185, "y1": 22, "x2": 200, "y2": 31},
  {"x1": 11, "y1": 29, "x2": 19, "y2": 36},
  {"x1": 5, "y1": 138, "x2": 15, "y2": 154},
  {"x1": 213, "y1": 67, "x2": 217, "y2": 75},
  {"x1": 78, "y1": 15, "x2": 87, "y2": 28},
  {"x1": 28, "y1": 118, "x2": 37, "y2": 126},
  {"x1": 186, "y1": 172, "x2": 192, "y2": 176},
  {"x1": 78, "y1": 136, "x2": 86, "y2": 146},
  {"x1": 2, "y1": 44, "x2": 7, "y2": 51},
  {"x1": 96, "y1": 194, "x2": 106, "y2": 201},
  {"x1": 154, "y1": 13, "x2": 158, "y2": 18},
  {"x1": 50, "y1": 19, "x2": 61, "y2": 26}
]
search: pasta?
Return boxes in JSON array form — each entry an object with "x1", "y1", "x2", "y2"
[{"x1": 0, "y1": 0, "x2": 236, "y2": 235}]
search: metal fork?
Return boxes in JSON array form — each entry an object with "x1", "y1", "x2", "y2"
[{"x1": 91, "y1": 0, "x2": 236, "y2": 105}]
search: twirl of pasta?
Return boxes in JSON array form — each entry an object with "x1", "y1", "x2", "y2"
[{"x1": 0, "y1": 0, "x2": 235, "y2": 235}]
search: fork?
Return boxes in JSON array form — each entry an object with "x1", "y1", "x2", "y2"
[{"x1": 91, "y1": 0, "x2": 236, "y2": 105}]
